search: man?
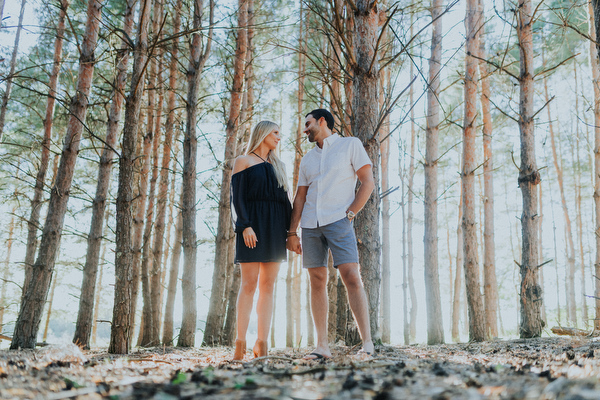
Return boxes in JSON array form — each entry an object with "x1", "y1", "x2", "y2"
[{"x1": 286, "y1": 109, "x2": 375, "y2": 359}]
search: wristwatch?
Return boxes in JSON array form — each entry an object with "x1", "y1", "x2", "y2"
[{"x1": 346, "y1": 210, "x2": 356, "y2": 221}]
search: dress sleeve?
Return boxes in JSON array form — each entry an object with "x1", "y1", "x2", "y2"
[{"x1": 231, "y1": 172, "x2": 252, "y2": 233}]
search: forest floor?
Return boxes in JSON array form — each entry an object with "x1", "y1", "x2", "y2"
[{"x1": 2, "y1": 336, "x2": 600, "y2": 399}]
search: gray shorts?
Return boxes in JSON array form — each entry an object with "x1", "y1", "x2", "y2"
[{"x1": 302, "y1": 217, "x2": 359, "y2": 268}]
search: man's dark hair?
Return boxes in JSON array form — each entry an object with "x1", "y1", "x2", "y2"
[{"x1": 306, "y1": 109, "x2": 335, "y2": 131}]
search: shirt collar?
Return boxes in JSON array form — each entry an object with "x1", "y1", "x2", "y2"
[{"x1": 319, "y1": 133, "x2": 339, "y2": 150}]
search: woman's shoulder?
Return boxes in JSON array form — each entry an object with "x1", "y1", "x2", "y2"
[{"x1": 232, "y1": 155, "x2": 253, "y2": 174}]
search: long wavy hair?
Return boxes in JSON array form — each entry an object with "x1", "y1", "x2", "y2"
[{"x1": 245, "y1": 121, "x2": 289, "y2": 191}]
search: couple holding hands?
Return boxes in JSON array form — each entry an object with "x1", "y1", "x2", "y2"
[{"x1": 230, "y1": 109, "x2": 375, "y2": 361}]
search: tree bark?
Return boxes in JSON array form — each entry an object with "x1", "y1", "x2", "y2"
[
  {"x1": 179, "y1": 0, "x2": 213, "y2": 348},
  {"x1": 0, "y1": 0, "x2": 26, "y2": 142},
  {"x1": 462, "y1": 0, "x2": 486, "y2": 342},
  {"x1": 23, "y1": 0, "x2": 69, "y2": 295},
  {"x1": 73, "y1": 0, "x2": 134, "y2": 349},
  {"x1": 10, "y1": 0, "x2": 102, "y2": 350},
  {"x1": 517, "y1": 0, "x2": 543, "y2": 338},
  {"x1": 380, "y1": 67, "x2": 391, "y2": 343},
  {"x1": 163, "y1": 195, "x2": 183, "y2": 346},
  {"x1": 452, "y1": 190, "x2": 464, "y2": 342},
  {"x1": 202, "y1": 0, "x2": 245, "y2": 347},
  {"x1": 424, "y1": 0, "x2": 445, "y2": 345},
  {"x1": 42, "y1": 270, "x2": 58, "y2": 343},
  {"x1": 407, "y1": 20, "x2": 417, "y2": 341},
  {"x1": 590, "y1": 0, "x2": 600, "y2": 332},
  {"x1": 109, "y1": 0, "x2": 152, "y2": 355},
  {"x1": 352, "y1": 0, "x2": 381, "y2": 343},
  {"x1": 154, "y1": 0, "x2": 182, "y2": 347},
  {"x1": 0, "y1": 209, "x2": 16, "y2": 340},
  {"x1": 479, "y1": 0, "x2": 498, "y2": 339}
]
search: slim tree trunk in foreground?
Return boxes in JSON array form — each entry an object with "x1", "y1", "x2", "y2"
[
  {"x1": 479, "y1": 0, "x2": 498, "y2": 338},
  {"x1": 202, "y1": 0, "x2": 244, "y2": 347},
  {"x1": 154, "y1": 0, "x2": 182, "y2": 347},
  {"x1": 424, "y1": 0, "x2": 445, "y2": 345},
  {"x1": 10, "y1": 0, "x2": 102, "y2": 350},
  {"x1": 452, "y1": 190, "x2": 464, "y2": 342},
  {"x1": 24, "y1": 0, "x2": 69, "y2": 294},
  {"x1": 590, "y1": 0, "x2": 600, "y2": 331},
  {"x1": 517, "y1": 0, "x2": 543, "y2": 338},
  {"x1": 73, "y1": 0, "x2": 134, "y2": 349},
  {"x1": 109, "y1": 0, "x2": 152, "y2": 355},
  {"x1": 352, "y1": 0, "x2": 381, "y2": 342},
  {"x1": 380, "y1": 67, "x2": 391, "y2": 343},
  {"x1": 179, "y1": 0, "x2": 213, "y2": 347},
  {"x1": 0, "y1": 210, "x2": 16, "y2": 339},
  {"x1": 462, "y1": 0, "x2": 486, "y2": 342},
  {"x1": 0, "y1": 0, "x2": 26, "y2": 142}
]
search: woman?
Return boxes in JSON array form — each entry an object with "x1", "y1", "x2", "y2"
[{"x1": 231, "y1": 121, "x2": 292, "y2": 360}]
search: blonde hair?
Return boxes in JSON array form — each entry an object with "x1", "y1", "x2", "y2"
[{"x1": 245, "y1": 121, "x2": 289, "y2": 191}]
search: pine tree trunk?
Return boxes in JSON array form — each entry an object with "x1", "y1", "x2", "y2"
[
  {"x1": 452, "y1": 191, "x2": 463, "y2": 342},
  {"x1": 424, "y1": 0, "x2": 445, "y2": 345},
  {"x1": 202, "y1": 0, "x2": 244, "y2": 347},
  {"x1": 73, "y1": 0, "x2": 134, "y2": 349},
  {"x1": 0, "y1": 0, "x2": 26, "y2": 141},
  {"x1": 42, "y1": 270, "x2": 58, "y2": 343},
  {"x1": 91, "y1": 223, "x2": 108, "y2": 347},
  {"x1": 179, "y1": 0, "x2": 213, "y2": 348},
  {"x1": 380, "y1": 67, "x2": 391, "y2": 344},
  {"x1": 590, "y1": 0, "x2": 600, "y2": 331},
  {"x1": 479, "y1": 0, "x2": 498, "y2": 339},
  {"x1": 573, "y1": 62, "x2": 588, "y2": 327},
  {"x1": 327, "y1": 253, "x2": 337, "y2": 342},
  {"x1": 352, "y1": 0, "x2": 381, "y2": 343},
  {"x1": 10, "y1": 0, "x2": 102, "y2": 350},
  {"x1": 462, "y1": 0, "x2": 486, "y2": 342},
  {"x1": 293, "y1": 256, "x2": 302, "y2": 346},
  {"x1": 400, "y1": 148, "x2": 409, "y2": 345},
  {"x1": 154, "y1": 0, "x2": 182, "y2": 347},
  {"x1": 109, "y1": 0, "x2": 152, "y2": 355},
  {"x1": 23, "y1": 0, "x2": 69, "y2": 294},
  {"x1": 162, "y1": 197, "x2": 183, "y2": 345},
  {"x1": 517, "y1": 0, "x2": 543, "y2": 338},
  {"x1": 286, "y1": 256, "x2": 293, "y2": 347},
  {"x1": 407, "y1": 20, "x2": 417, "y2": 341},
  {"x1": 544, "y1": 60, "x2": 576, "y2": 327},
  {"x1": 0, "y1": 210, "x2": 16, "y2": 339}
]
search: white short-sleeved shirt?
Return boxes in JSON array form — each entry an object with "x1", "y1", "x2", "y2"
[{"x1": 298, "y1": 134, "x2": 372, "y2": 229}]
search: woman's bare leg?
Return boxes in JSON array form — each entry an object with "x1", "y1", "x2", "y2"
[
  {"x1": 256, "y1": 262, "x2": 280, "y2": 341},
  {"x1": 236, "y1": 262, "x2": 259, "y2": 341}
]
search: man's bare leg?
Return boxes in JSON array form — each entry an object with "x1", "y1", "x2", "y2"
[
  {"x1": 306, "y1": 266, "x2": 332, "y2": 359},
  {"x1": 338, "y1": 262, "x2": 374, "y2": 354}
]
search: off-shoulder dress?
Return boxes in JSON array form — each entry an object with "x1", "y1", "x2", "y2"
[{"x1": 231, "y1": 162, "x2": 292, "y2": 263}]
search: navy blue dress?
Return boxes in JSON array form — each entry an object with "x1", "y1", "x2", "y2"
[{"x1": 231, "y1": 162, "x2": 292, "y2": 263}]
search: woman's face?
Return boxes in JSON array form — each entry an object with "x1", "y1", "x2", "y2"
[{"x1": 264, "y1": 128, "x2": 281, "y2": 150}]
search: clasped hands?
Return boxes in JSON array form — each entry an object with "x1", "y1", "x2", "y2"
[{"x1": 286, "y1": 234, "x2": 302, "y2": 255}]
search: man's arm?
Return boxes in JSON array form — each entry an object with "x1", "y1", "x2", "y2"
[
  {"x1": 286, "y1": 185, "x2": 308, "y2": 254},
  {"x1": 347, "y1": 164, "x2": 375, "y2": 216}
]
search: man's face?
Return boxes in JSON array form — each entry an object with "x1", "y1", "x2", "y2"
[{"x1": 303, "y1": 115, "x2": 320, "y2": 143}]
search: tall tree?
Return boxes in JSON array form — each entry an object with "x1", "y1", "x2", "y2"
[
  {"x1": 0, "y1": 0, "x2": 26, "y2": 142},
  {"x1": 73, "y1": 0, "x2": 135, "y2": 349},
  {"x1": 0, "y1": 208, "x2": 17, "y2": 340},
  {"x1": 590, "y1": 0, "x2": 600, "y2": 332},
  {"x1": 479, "y1": 0, "x2": 498, "y2": 338},
  {"x1": 202, "y1": 0, "x2": 246, "y2": 347},
  {"x1": 380, "y1": 73, "x2": 391, "y2": 344},
  {"x1": 517, "y1": 0, "x2": 543, "y2": 338},
  {"x1": 424, "y1": 0, "x2": 445, "y2": 345},
  {"x1": 153, "y1": 0, "x2": 182, "y2": 347},
  {"x1": 352, "y1": 0, "x2": 381, "y2": 342},
  {"x1": 462, "y1": 0, "x2": 486, "y2": 342},
  {"x1": 23, "y1": 0, "x2": 69, "y2": 294},
  {"x1": 178, "y1": 0, "x2": 214, "y2": 347},
  {"x1": 109, "y1": 0, "x2": 152, "y2": 355},
  {"x1": 139, "y1": 0, "x2": 165, "y2": 347},
  {"x1": 10, "y1": 0, "x2": 103, "y2": 350}
]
